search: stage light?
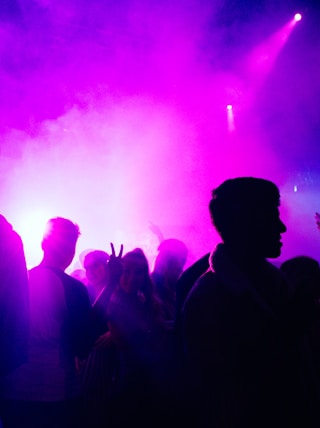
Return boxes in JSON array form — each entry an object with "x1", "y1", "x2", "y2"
[
  {"x1": 294, "y1": 13, "x2": 302, "y2": 22},
  {"x1": 226, "y1": 104, "x2": 235, "y2": 132}
]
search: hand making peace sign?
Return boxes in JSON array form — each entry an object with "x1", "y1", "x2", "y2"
[{"x1": 107, "y1": 242, "x2": 124, "y2": 285}]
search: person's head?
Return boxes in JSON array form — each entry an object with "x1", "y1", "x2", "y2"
[
  {"x1": 70, "y1": 268, "x2": 86, "y2": 283},
  {"x1": 153, "y1": 239, "x2": 188, "y2": 283},
  {"x1": 209, "y1": 177, "x2": 286, "y2": 259},
  {"x1": 280, "y1": 256, "x2": 320, "y2": 298},
  {"x1": 41, "y1": 217, "x2": 80, "y2": 271},
  {"x1": 83, "y1": 250, "x2": 109, "y2": 287},
  {"x1": 120, "y1": 248, "x2": 154, "y2": 299}
]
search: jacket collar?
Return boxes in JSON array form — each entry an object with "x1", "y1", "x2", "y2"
[{"x1": 209, "y1": 243, "x2": 286, "y2": 318}]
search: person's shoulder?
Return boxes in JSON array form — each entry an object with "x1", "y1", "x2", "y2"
[
  {"x1": 63, "y1": 272, "x2": 88, "y2": 296},
  {"x1": 189, "y1": 270, "x2": 218, "y2": 296},
  {"x1": 178, "y1": 253, "x2": 210, "y2": 284},
  {"x1": 183, "y1": 270, "x2": 219, "y2": 312},
  {"x1": 28, "y1": 265, "x2": 56, "y2": 280},
  {"x1": 182, "y1": 271, "x2": 225, "y2": 329},
  {"x1": 65, "y1": 273, "x2": 86, "y2": 287}
]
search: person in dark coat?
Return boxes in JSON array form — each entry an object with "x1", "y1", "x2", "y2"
[
  {"x1": 183, "y1": 177, "x2": 320, "y2": 428},
  {"x1": 0, "y1": 214, "x2": 29, "y2": 428},
  {"x1": 0, "y1": 215, "x2": 29, "y2": 379}
]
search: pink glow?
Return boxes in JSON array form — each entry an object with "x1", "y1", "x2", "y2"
[
  {"x1": 227, "y1": 105, "x2": 235, "y2": 132},
  {"x1": 245, "y1": 14, "x2": 302, "y2": 90},
  {"x1": 0, "y1": 1, "x2": 319, "y2": 269},
  {"x1": 14, "y1": 211, "x2": 53, "y2": 268}
]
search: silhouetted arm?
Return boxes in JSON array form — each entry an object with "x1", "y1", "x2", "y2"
[{"x1": 149, "y1": 222, "x2": 165, "y2": 243}]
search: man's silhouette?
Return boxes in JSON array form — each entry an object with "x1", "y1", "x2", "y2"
[
  {"x1": 1, "y1": 217, "x2": 92, "y2": 428},
  {"x1": 183, "y1": 177, "x2": 320, "y2": 428}
]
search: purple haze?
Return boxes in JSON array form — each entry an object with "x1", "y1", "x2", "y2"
[{"x1": 1, "y1": 0, "x2": 319, "y2": 269}]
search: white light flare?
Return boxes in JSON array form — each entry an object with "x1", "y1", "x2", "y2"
[
  {"x1": 294, "y1": 13, "x2": 302, "y2": 22},
  {"x1": 226, "y1": 104, "x2": 235, "y2": 132}
]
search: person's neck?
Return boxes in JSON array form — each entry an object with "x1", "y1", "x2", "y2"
[
  {"x1": 223, "y1": 242, "x2": 266, "y2": 272},
  {"x1": 40, "y1": 256, "x2": 66, "y2": 272}
]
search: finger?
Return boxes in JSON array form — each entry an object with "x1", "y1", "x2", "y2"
[
  {"x1": 118, "y1": 244, "x2": 124, "y2": 258},
  {"x1": 110, "y1": 242, "x2": 115, "y2": 257}
]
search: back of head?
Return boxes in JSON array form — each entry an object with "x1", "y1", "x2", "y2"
[
  {"x1": 84, "y1": 250, "x2": 110, "y2": 266},
  {"x1": 280, "y1": 256, "x2": 320, "y2": 297},
  {"x1": 41, "y1": 217, "x2": 80, "y2": 270},
  {"x1": 154, "y1": 239, "x2": 188, "y2": 276},
  {"x1": 157, "y1": 239, "x2": 188, "y2": 261},
  {"x1": 209, "y1": 177, "x2": 280, "y2": 236}
]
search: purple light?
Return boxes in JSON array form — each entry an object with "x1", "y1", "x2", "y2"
[
  {"x1": 226, "y1": 104, "x2": 235, "y2": 132},
  {"x1": 294, "y1": 13, "x2": 302, "y2": 22}
]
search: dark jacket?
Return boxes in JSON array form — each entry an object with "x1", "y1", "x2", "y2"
[
  {"x1": 46, "y1": 267, "x2": 94, "y2": 360},
  {"x1": 183, "y1": 244, "x2": 320, "y2": 428},
  {"x1": 0, "y1": 216, "x2": 29, "y2": 377}
]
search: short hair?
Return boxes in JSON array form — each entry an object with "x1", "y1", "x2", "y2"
[
  {"x1": 280, "y1": 256, "x2": 320, "y2": 285},
  {"x1": 42, "y1": 217, "x2": 80, "y2": 248},
  {"x1": 157, "y1": 239, "x2": 188, "y2": 263},
  {"x1": 209, "y1": 177, "x2": 280, "y2": 240},
  {"x1": 84, "y1": 250, "x2": 110, "y2": 266}
]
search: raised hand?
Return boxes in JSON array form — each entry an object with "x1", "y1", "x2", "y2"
[
  {"x1": 110, "y1": 242, "x2": 124, "y2": 258},
  {"x1": 148, "y1": 222, "x2": 164, "y2": 243},
  {"x1": 107, "y1": 242, "x2": 124, "y2": 285}
]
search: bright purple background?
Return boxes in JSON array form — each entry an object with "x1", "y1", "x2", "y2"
[{"x1": 1, "y1": 0, "x2": 319, "y2": 270}]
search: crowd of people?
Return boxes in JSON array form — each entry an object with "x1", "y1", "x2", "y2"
[{"x1": 1, "y1": 176, "x2": 320, "y2": 428}]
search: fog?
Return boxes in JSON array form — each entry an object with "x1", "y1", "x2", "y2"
[{"x1": 1, "y1": 0, "x2": 319, "y2": 269}]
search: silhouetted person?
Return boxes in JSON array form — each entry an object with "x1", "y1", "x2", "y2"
[
  {"x1": 80, "y1": 249, "x2": 118, "y2": 428},
  {"x1": 0, "y1": 215, "x2": 29, "y2": 425},
  {"x1": 280, "y1": 256, "x2": 320, "y2": 385},
  {"x1": 0, "y1": 215, "x2": 29, "y2": 378},
  {"x1": 280, "y1": 256, "x2": 320, "y2": 300},
  {"x1": 152, "y1": 239, "x2": 188, "y2": 322},
  {"x1": 83, "y1": 250, "x2": 110, "y2": 305},
  {"x1": 174, "y1": 252, "x2": 210, "y2": 338},
  {"x1": 107, "y1": 248, "x2": 167, "y2": 428},
  {"x1": 183, "y1": 177, "x2": 320, "y2": 428},
  {"x1": 0, "y1": 217, "x2": 92, "y2": 428}
]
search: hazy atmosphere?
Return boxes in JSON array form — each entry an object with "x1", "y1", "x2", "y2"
[{"x1": 1, "y1": 0, "x2": 319, "y2": 269}]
